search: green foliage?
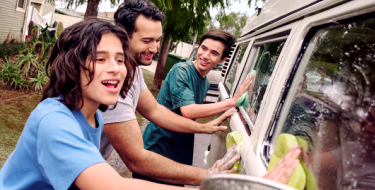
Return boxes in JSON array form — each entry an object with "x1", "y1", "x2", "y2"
[
  {"x1": 218, "y1": 12, "x2": 248, "y2": 39},
  {"x1": 150, "y1": 0, "x2": 227, "y2": 42},
  {"x1": 56, "y1": 22, "x2": 64, "y2": 37},
  {"x1": 29, "y1": 71, "x2": 49, "y2": 92},
  {"x1": 0, "y1": 40, "x2": 25, "y2": 58},
  {"x1": 0, "y1": 57, "x2": 29, "y2": 90},
  {"x1": 17, "y1": 51, "x2": 38, "y2": 78}
]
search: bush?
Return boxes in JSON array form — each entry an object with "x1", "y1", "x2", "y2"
[{"x1": 0, "y1": 41, "x2": 24, "y2": 58}]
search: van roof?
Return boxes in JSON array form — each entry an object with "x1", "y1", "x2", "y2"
[{"x1": 241, "y1": 0, "x2": 347, "y2": 37}]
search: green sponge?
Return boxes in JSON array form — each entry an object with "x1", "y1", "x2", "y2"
[
  {"x1": 226, "y1": 131, "x2": 244, "y2": 173},
  {"x1": 267, "y1": 134, "x2": 318, "y2": 190},
  {"x1": 236, "y1": 70, "x2": 256, "y2": 108}
]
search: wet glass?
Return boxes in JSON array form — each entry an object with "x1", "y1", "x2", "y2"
[
  {"x1": 225, "y1": 43, "x2": 249, "y2": 92},
  {"x1": 244, "y1": 41, "x2": 285, "y2": 123},
  {"x1": 272, "y1": 17, "x2": 375, "y2": 190}
]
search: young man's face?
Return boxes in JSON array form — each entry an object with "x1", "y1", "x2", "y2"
[
  {"x1": 81, "y1": 33, "x2": 127, "y2": 107},
  {"x1": 194, "y1": 38, "x2": 227, "y2": 78},
  {"x1": 130, "y1": 14, "x2": 163, "y2": 66}
]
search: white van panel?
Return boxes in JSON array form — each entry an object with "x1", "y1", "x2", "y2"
[{"x1": 241, "y1": 0, "x2": 349, "y2": 37}]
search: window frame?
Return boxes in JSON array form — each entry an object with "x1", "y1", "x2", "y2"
[
  {"x1": 16, "y1": 0, "x2": 27, "y2": 12},
  {"x1": 234, "y1": 34, "x2": 290, "y2": 133},
  {"x1": 223, "y1": 41, "x2": 252, "y2": 95}
]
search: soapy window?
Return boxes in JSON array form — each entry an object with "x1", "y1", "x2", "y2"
[
  {"x1": 269, "y1": 14, "x2": 375, "y2": 190},
  {"x1": 242, "y1": 41, "x2": 285, "y2": 124}
]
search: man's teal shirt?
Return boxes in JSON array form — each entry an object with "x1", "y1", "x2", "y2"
[{"x1": 143, "y1": 61, "x2": 209, "y2": 165}]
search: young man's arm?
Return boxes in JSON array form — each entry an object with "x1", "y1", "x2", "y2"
[
  {"x1": 75, "y1": 162, "x2": 193, "y2": 190},
  {"x1": 180, "y1": 75, "x2": 253, "y2": 119},
  {"x1": 103, "y1": 118, "x2": 239, "y2": 185},
  {"x1": 136, "y1": 89, "x2": 236, "y2": 134}
]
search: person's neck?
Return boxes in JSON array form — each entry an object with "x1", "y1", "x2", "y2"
[
  {"x1": 80, "y1": 101, "x2": 99, "y2": 128},
  {"x1": 193, "y1": 60, "x2": 208, "y2": 78}
]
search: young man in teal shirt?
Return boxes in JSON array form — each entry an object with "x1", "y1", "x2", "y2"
[{"x1": 136, "y1": 29, "x2": 253, "y2": 185}]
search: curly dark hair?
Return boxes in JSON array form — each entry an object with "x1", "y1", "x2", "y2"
[
  {"x1": 199, "y1": 29, "x2": 236, "y2": 59},
  {"x1": 114, "y1": 0, "x2": 165, "y2": 38},
  {"x1": 42, "y1": 18, "x2": 137, "y2": 112}
]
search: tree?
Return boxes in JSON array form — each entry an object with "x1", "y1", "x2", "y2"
[
  {"x1": 50, "y1": 0, "x2": 121, "y2": 19},
  {"x1": 217, "y1": 12, "x2": 248, "y2": 39}
]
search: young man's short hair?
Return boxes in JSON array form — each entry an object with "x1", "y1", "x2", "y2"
[
  {"x1": 199, "y1": 29, "x2": 236, "y2": 59},
  {"x1": 42, "y1": 18, "x2": 137, "y2": 112},
  {"x1": 114, "y1": 0, "x2": 165, "y2": 38}
]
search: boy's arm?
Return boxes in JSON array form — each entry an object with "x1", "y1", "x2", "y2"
[
  {"x1": 137, "y1": 89, "x2": 235, "y2": 134},
  {"x1": 180, "y1": 75, "x2": 253, "y2": 119},
  {"x1": 75, "y1": 162, "x2": 192, "y2": 190},
  {"x1": 103, "y1": 118, "x2": 239, "y2": 185}
]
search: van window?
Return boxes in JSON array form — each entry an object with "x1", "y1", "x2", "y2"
[
  {"x1": 269, "y1": 15, "x2": 375, "y2": 190},
  {"x1": 243, "y1": 40, "x2": 285, "y2": 123},
  {"x1": 224, "y1": 43, "x2": 249, "y2": 93}
]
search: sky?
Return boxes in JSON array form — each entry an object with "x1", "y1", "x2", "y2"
[{"x1": 56, "y1": 0, "x2": 260, "y2": 19}]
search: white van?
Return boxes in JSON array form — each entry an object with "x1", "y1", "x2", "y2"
[{"x1": 207, "y1": 0, "x2": 375, "y2": 189}]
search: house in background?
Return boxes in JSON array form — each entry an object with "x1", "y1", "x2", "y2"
[
  {"x1": 53, "y1": 8, "x2": 83, "y2": 28},
  {"x1": 0, "y1": 0, "x2": 32, "y2": 42},
  {"x1": 0, "y1": 0, "x2": 116, "y2": 43}
]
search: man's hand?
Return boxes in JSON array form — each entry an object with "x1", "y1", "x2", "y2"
[
  {"x1": 262, "y1": 144, "x2": 301, "y2": 184},
  {"x1": 206, "y1": 144, "x2": 240, "y2": 175},
  {"x1": 231, "y1": 75, "x2": 254, "y2": 107},
  {"x1": 201, "y1": 110, "x2": 237, "y2": 134}
]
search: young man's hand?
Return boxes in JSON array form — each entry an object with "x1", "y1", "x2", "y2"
[
  {"x1": 202, "y1": 110, "x2": 237, "y2": 134},
  {"x1": 206, "y1": 144, "x2": 240, "y2": 175},
  {"x1": 231, "y1": 75, "x2": 254, "y2": 107},
  {"x1": 262, "y1": 144, "x2": 301, "y2": 184}
]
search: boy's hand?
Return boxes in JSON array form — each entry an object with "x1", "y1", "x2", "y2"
[
  {"x1": 262, "y1": 144, "x2": 301, "y2": 184},
  {"x1": 202, "y1": 110, "x2": 237, "y2": 134},
  {"x1": 231, "y1": 75, "x2": 254, "y2": 107},
  {"x1": 206, "y1": 144, "x2": 240, "y2": 175}
]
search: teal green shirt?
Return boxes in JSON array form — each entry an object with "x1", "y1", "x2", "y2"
[{"x1": 143, "y1": 61, "x2": 209, "y2": 165}]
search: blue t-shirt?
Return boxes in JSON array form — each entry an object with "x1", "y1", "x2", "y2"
[
  {"x1": 0, "y1": 97, "x2": 105, "y2": 190},
  {"x1": 142, "y1": 62, "x2": 209, "y2": 166}
]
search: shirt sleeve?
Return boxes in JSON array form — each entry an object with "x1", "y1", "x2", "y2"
[
  {"x1": 138, "y1": 67, "x2": 148, "y2": 93},
  {"x1": 170, "y1": 66, "x2": 196, "y2": 110},
  {"x1": 37, "y1": 111, "x2": 105, "y2": 190}
]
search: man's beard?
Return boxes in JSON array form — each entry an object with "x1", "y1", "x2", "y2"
[{"x1": 136, "y1": 53, "x2": 153, "y2": 66}]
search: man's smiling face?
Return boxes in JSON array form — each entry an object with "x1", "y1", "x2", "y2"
[{"x1": 129, "y1": 14, "x2": 163, "y2": 66}]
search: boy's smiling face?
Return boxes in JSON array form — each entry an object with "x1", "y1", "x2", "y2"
[{"x1": 81, "y1": 32, "x2": 127, "y2": 108}]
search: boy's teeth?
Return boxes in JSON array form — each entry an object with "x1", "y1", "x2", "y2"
[{"x1": 102, "y1": 81, "x2": 118, "y2": 84}]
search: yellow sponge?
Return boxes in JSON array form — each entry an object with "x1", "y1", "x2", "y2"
[
  {"x1": 268, "y1": 134, "x2": 306, "y2": 190},
  {"x1": 226, "y1": 131, "x2": 244, "y2": 173}
]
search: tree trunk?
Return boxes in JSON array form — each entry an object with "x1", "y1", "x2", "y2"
[
  {"x1": 151, "y1": 38, "x2": 172, "y2": 92},
  {"x1": 84, "y1": 0, "x2": 101, "y2": 19}
]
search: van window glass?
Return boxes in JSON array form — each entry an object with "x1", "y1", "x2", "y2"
[
  {"x1": 224, "y1": 43, "x2": 249, "y2": 93},
  {"x1": 244, "y1": 41, "x2": 285, "y2": 123},
  {"x1": 270, "y1": 16, "x2": 375, "y2": 190}
]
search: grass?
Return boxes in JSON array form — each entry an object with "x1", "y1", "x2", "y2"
[{"x1": 0, "y1": 68, "x2": 214, "y2": 169}]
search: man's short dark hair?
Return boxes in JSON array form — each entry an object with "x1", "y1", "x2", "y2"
[
  {"x1": 114, "y1": 0, "x2": 165, "y2": 38},
  {"x1": 199, "y1": 29, "x2": 236, "y2": 59},
  {"x1": 42, "y1": 18, "x2": 137, "y2": 112}
]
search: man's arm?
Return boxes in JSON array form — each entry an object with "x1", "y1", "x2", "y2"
[
  {"x1": 136, "y1": 89, "x2": 235, "y2": 134},
  {"x1": 104, "y1": 120, "x2": 239, "y2": 185},
  {"x1": 75, "y1": 162, "x2": 192, "y2": 190},
  {"x1": 180, "y1": 75, "x2": 253, "y2": 119}
]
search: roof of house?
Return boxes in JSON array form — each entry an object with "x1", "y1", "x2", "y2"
[{"x1": 55, "y1": 8, "x2": 83, "y2": 18}]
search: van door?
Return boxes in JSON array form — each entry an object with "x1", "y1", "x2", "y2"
[{"x1": 264, "y1": 12, "x2": 375, "y2": 190}]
